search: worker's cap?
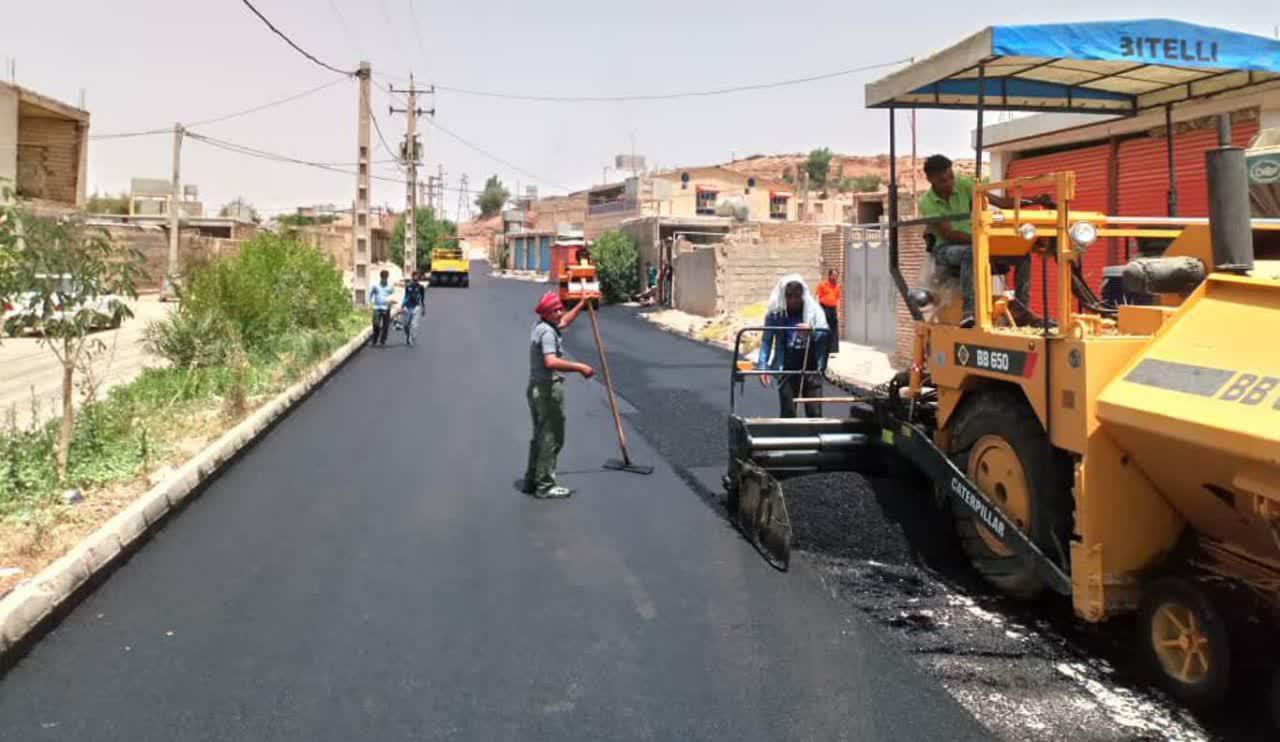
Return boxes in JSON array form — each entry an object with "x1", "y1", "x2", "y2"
[{"x1": 535, "y1": 292, "x2": 564, "y2": 317}]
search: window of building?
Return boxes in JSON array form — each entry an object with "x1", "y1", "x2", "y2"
[
  {"x1": 769, "y1": 194, "x2": 789, "y2": 220},
  {"x1": 696, "y1": 188, "x2": 718, "y2": 216},
  {"x1": 358, "y1": 237, "x2": 367, "y2": 253}
]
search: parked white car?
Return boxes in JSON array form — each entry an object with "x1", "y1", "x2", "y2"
[{"x1": 2, "y1": 275, "x2": 126, "y2": 336}]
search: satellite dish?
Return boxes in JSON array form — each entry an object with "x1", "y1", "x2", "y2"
[{"x1": 680, "y1": 171, "x2": 690, "y2": 189}]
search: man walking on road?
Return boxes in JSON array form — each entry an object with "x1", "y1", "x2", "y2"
[
  {"x1": 401, "y1": 271, "x2": 425, "y2": 346},
  {"x1": 368, "y1": 270, "x2": 396, "y2": 347},
  {"x1": 522, "y1": 292, "x2": 594, "y2": 499}
]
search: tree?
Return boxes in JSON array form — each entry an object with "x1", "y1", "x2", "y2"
[
  {"x1": 475, "y1": 175, "x2": 510, "y2": 218},
  {"x1": 0, "y1": 204, "x2": 145, "y2": 479},
  {"x1": 87, "y1": 191, "x2": 130, "y2": 215},
  {"x1": 219, "y1": 197, "x2": 260, "y2": 223},
  {"x1": 276, "y1": 213, "x2": 338, "y2": 229},
  {"x1": 591, "y1": 231, "x2": 639, "y2": 304},
  {"x1": 805, "y1": 148, "x2": 833, "y2": 190},
  {"x1": 389, "y1": 208, "x2": 458, "y2": 270}
]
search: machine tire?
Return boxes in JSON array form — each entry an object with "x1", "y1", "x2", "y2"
[
  {"x1": 947, "y1": 388, "x2": 1072, "y2": 599},
  {"x1": 1138, "y1": 577, "x2": 1231, "y2": 706},
  {"x1": 462, "y1": 276, "x2": 469, "y2": 288}
]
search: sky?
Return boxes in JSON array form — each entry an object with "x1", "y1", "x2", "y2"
[{"x1": 3, "y1": 1, "x2": 1277, "y2": 220}]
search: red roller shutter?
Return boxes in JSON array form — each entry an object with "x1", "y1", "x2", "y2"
[
  {"x1": 1006, "y1": 143, "x2": 1113, "y2": 319},
  {"x1": 1118, "y1": 118, "x2": 1259, "y2": 217}
]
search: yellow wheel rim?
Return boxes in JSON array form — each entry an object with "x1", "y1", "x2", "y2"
[
  {"x1": 1151, "y1": 601, "x2": 1212, "y2": 686},
  {"x1": 967, "y1": 434, "x2": 1032, "y2": 557}
]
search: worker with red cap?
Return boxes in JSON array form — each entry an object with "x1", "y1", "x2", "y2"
[{"x1": 522, "y1": 291, "x2": 594, "y2": 498}]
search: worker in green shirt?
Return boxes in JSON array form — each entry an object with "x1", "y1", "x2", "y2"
[{"x1": 918, "y1": 154, "x2": 1050, "y2": 326}]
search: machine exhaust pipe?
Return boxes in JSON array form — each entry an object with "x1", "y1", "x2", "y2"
[{"x1": 1206, "y1": 114, "x2": 1254, "y2": 274}]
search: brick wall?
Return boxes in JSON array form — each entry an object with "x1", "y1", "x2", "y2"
[
  {"x1": 529, "y1": 194, "x2": 587, "y2": 231},
  {"x1": 16, "y1": 115, "x2": 82, "y2": 205},
  {"x1": 293, "y1": 228, "x2": 351, "y2": 271},
  {"x1": 718, "y1": 226, "x2": 822, "y2": 315},
  {"x1": 820, "y1": 226, "x2": 846, "y2": 326},
  {"x1": 893, "y1": 225, "x2": 927, "y2": 367},
  {"x1": 584, "y1": 208, "x2": 638, "y2": 240}
]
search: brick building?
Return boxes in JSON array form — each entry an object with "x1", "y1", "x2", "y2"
[{"x1": 0, "y1": 82, "x2": 88, "y2": 213}]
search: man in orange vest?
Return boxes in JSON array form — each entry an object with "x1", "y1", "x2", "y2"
[{"x1": 816, "y1": 269, "x2": 841, "y2": 356}]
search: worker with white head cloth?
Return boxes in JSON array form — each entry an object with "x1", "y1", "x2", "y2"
[{"x1": 756, "y1": 273, "x2": 830, "y2": 418}]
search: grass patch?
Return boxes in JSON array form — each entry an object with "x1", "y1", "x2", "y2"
[{"x1": 0, "y1": 312, "x2": 365, "y2": 526}]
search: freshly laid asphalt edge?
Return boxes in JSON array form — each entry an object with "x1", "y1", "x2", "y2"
[{"x1": 0, "y1": 327, "x2": 372, "y2": 659}]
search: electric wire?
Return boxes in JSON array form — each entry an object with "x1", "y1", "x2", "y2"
[
  {"x1": 428, "y1": 58, "x2": 910, "y2": 103},
  {"x1": 185, "y1": 130, "x2": 404, "y2": 185},
  {"x1": 325, "y1": 0, "x2": 364, "y2": 58},
  {"x1": 424, "y1": 117, "x2": 571, "y2": 193},
  {"x1": 91, "y1": 76, "x2": 349, "y2": 140},
  {"x1": 406, "y1": 0, "x2": 429, "y2": 62},
  {"x1": 369, "y1": 56, "x2": 907, "y2": 103},
  {"x1": 238, "y1": 0, "x2": 356, "y2": 76}
]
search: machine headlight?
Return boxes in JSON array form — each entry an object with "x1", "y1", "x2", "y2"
[
  {"x1": 1018, "y1": 223, "x2": 1038, "y2": 242},
  {"x1": 1069, "y1": 221, "x2": 1098, "y2": 249},
  {"x1": 989, "y1": 206, "x2": 1006, "y2": 223}
]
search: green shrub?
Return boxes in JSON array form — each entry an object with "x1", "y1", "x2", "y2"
[
  {"x1": 592, "y1": 231, "x2": 639, "y2": 304},
  {"x1": 155, "y1": 233, "x2": 348, "y2": 363},
  {"x1": 143, "y1": 309, "x2": 239, "y2": 369}
]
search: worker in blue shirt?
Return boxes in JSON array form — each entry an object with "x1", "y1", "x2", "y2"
[
  {"x1": 368, "y1": 270, "x2": 396, "y2": 347},
  {"x1": 757, "y1": 274, "x2": 829, "y2": 418}
]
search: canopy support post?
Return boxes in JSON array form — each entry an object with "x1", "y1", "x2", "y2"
[
  {"x1": 888, "y1": 106, "x2": 918, "y2": 320},
  {"x1": 975, "y1": 64, "x2": 986, "y2": 183},
  {"x1": 1166, "y1": 104, "x2": 1178, "y2": 217}
]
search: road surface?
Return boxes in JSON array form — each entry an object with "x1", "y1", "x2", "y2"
[{"x1": 0, "y1": 266, "x2": 988, "y2": 741}]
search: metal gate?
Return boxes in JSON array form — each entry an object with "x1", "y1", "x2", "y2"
[
  {"x1": 539, "y1": 236, "x2": 552, "y2": 273},
  {"x1": 512, "y1": 237, "x2": 526, "y2": 272},
  {"x1": 843, "y1": 227, "x2": 897, "y2": 352}
]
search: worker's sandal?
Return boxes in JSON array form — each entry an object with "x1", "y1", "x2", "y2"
[{"x1": 534, "y1": 485, "x2": 573, "y2": 499}]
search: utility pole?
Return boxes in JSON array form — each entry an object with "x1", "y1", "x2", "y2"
[
  {"x1": 162, "y1": 123, "x2": 183, "y2": 301},
  {"x1": 352, "y1": 61, "x2": 372, "y2": 306},
  {"x1": 390, "y1": 76, "x2": 433, "y2": 277},
  {"x1": 436, "y1": 165, "x2": 446, "y2": 214},
  {"x1": 456, "y1": 173, "x2": 470, "y2": 223}
]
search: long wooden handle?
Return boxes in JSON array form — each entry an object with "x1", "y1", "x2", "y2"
[{"x1": 586, "y1": 302, "x2": 630, "y2": 463}]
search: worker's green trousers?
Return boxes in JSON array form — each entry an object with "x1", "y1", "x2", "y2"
[{"x1": 523, "y1": 380, "x2": 565, "y2": 493}]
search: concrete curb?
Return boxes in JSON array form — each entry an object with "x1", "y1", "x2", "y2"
[{"x1": 0, "y1": 327, "x2": 373, "y2": 659}]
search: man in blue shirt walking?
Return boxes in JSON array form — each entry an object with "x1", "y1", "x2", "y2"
[{"x1": 368, "y1": 270, "x2": 396, "y2": 347}]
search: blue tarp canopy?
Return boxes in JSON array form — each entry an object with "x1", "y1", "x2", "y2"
[{"x1": 865, "y1": 20, "x2": 1280, "y2": 114}]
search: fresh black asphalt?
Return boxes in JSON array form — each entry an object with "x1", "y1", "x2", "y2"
[{"x1": 0, "y1": 265, "x2": 989, "y2": 741}]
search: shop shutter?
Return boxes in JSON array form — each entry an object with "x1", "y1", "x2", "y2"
[
  {"x1": 1006, "y1": 143, "x2": 1113, "y2": 319},
  {"x1": 1118, "y1": 118, "x2": 1259, "y2": 218}
]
